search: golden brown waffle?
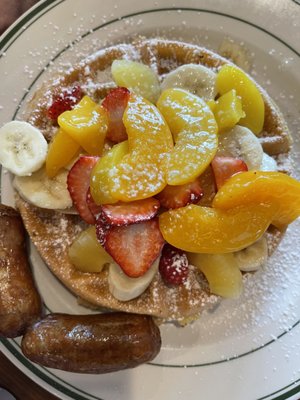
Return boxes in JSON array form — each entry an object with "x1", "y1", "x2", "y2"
[{"x1": 17, "y1": 39, "x2": 292, "y2": 321}]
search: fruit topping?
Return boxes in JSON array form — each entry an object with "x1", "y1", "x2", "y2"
[
  {"x1": 46, "y1": 128, "x2": 80, "y2": 178},
  {"x1": 104, "y1": 219, "x2": 165, "y2": 278},
  {"x1": 111, "y1": 60, "x2": 161, "y2": 103},
  {"x1": 58, "y1": 96, "x2": 108, "y2": 155},
  {"x1": 102, "y1": 87, "x2": 130, "y2": 143},
  {"x1": 159, "y1": 244, "x2": 189, "y2": 285},
  {"x1": 108, "y1": 94, "x2": 173, "y2": 201},
  {"x1": 213, "y1": 171, "x2": 300, "y2": 229},
  {"x1": 86, "y1": 188, "x2": 103, "y2": 217},
  {"x1": 156, "y1": 179, "x2": 203, "y2": 209},
  {"x1": 47, "y1": 85, "x2": 83, "y2": 121},
  {"x1": 212, "y1": 89, "x2": 245, "y2": 133},
  {"x1": 68, "y1": 226, "x2": 113, "y2": 272},
  {"x1": 188, "y1": 252, "x2": 242, "y2": 298},
  {"x1": 234, "y1": 237, "x2": 268, "y2": 272},
  {"x1": 216, "y1": 64, "x2": 265, "y2": 134},
  {"x1": 95, "y1": 211, "x2": 111, "y2": 246},
  {"x1": 216, "y1": 125, "x2": 263, "y2": 170},
  {"x1": 0, "y1": 121, "x2": 48, "y2": 177},
  {"x1": 211, "y1": 156, "x2": 248, "y2": 190},
  {"x1": 157, "y1": 88, "x2": 218, "y2": 185},
  {"x1": 90, "y1": 141, "x2": 129, "y2": 205},
  {"x1": 14, "y1": 167, "x2": 72, "y2": 210},
  {"x1": 108, "y1": 258, "x2": 159, "y2": 301},
  {"x1": 67, "y1": 156, "x2": 99, "y2": 224},
  {"x1": 161, "y1": 64, "x2": 217, "y2": 101},
  {"x1": 159, "y1": 203, "x2": 278, "y2": 253},
  {"x1": 101, "y1": 198, "x2": 160, "y2": 226}
]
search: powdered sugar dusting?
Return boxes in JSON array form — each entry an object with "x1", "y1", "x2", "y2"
[{"x1": 14, "y1": 36, "x2": 299, "y2": 330}]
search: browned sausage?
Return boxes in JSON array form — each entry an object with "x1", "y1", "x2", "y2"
[
  {"x1": 21, "y1": 312, "x2": 161, "y2": 373},
  {"x1": 0, "y1": 204, "x2": 42, "y2": 337}
]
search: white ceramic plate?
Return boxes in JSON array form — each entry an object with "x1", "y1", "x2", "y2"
[{"x1": 1, "y1": 1, "x2": 300, "y2": 399}]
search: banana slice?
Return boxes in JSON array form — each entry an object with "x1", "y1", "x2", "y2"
[
  {"x1": 0, "y1": 121, "x2": 47, "y2": 176},
  {"x1": 234, "y1": 236, "x2": 268, "y2": 272},
  {"x1": 218, "y1": 38, "x2": 252, "y2": 72},
  {"x1": 161, "y1": 64, "x2": 217, "y2": 101},
  {"x1": 13, "y1": 167, "x2": 72, "y2": 210},
  {"x1": 217, "y1": 125, "x2": 263, "y2": 170},
  {"x1": 260, "y1": 152, "x2": 278, "y2": 171},
  {"x1": 108, "y1": 258, "x2": 159, "y2": 301}
]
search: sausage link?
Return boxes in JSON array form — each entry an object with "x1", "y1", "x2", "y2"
[
  {"x1": 0, "y1": 204, "x2": 42, "y2": 337},
  {"x1": 21, "y1": 312, "x2": 161, "y2": 373}
]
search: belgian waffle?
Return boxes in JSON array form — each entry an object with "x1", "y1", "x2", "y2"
[{"x1": 16, "y1": 39, "x2": 292, "y2": 321}]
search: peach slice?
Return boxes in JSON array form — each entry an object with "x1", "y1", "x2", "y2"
[
  {"x1": 213, "y1": 171, "x2": 300, "y2": 229},
  {"x1": 157, "y1": 88, "x2": 218, "y2": 185},
  {"x1": 216, "y1": 65, "x2": 264, "y2": 135},
  {"x1": 46, "y1": 128, "x2": 80, "y2": 178},
  {"x1": 188, "y1": 252, "x2": 243, "y2": 298},
  {"x1": 159, "y1": 203, "x2": 278, "y2": 253},
  {"x1": 213, "y1": 89, "x2": 245, "y2": 133},
  {"x1": 58, "y1": 96, "x2": 108, "y2": 156},
  {"x1": 90, "y1": 141, "x2": 129, "y2": 205},
  {"x1": 107, "y1": 94, "x2": 173, "y2": 201}
]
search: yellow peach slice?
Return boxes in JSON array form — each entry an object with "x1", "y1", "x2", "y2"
[
  {"x1": 213, "y1": 171, "x2": 300, "y2": 229},
  {"x1": 58, "y1": 96, "x2": 108, "y2": 156},
  {"x1": 159, "y1": 203, "x2": 277, "y2": 253},
  {"x1": 157, "y1": 88, "x2": 218, "y2": 185},
  {"x1": 90, "y1": 141, "x2": 129, "y2": 205},
  {"x1": 213, "y1": 89, "x2": 245, "y2": 133},
  {"x1": 216, "y1": 65, "x2": 264, "y2": 135},
  {"x1": 188, "y1": 252, "x2": 243, "y2": 298},
  {"x1": 107, "y1": 94, "x2": 173, "y2": 201},
  {"x1": 46, "y1": 128, "x2": 80, "y2": 178}
]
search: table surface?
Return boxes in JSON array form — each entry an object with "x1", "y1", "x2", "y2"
[
  {"x1": 0, "y1": 4, "x2": 60, "y2": 400},
  {"x1": 0, "y1": 352, "x2": 59, "y2": 400}
]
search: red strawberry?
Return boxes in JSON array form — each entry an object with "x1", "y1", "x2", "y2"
[
  {"x1": 104, "y1": 219, "x2": 165, "y2": 278},
  {"x1": 211, "y1": 156, "x2": 248, "y2": 190},
  {"x1": 102, "y1": 87, "x2": 130, "y2": 143},
  {"x1": 67, "y1": 156, "x2": 99, "y2": 224},
  {"x1": 159, "y1": 244, "x2": 189, "y2": 285},
  {"x1": 86, "y1": 188, "x2": 103, "y2": 218},
  {"x1": 101, "y1": 198, "x2": 160, "y2": 226},
  {"x1": 156, "y1": 179, "x2": 203, "y2": 209},
  {"x1": 95, "y1": 211, "x2": 111, "y2": 246},
  {"x1": 47, "y1": 85, "x2": 83, "y2": 121}
]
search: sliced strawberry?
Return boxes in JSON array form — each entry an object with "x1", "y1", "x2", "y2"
[
  {"x1": 101, "y1": 198, "x2": 160, "y2": 226},
  {"x1": 159, "y1": 244, "x2": 189, "y2": 286},
  {"x1": 67, "y1": 156, "x2": 99, "y2": 224},
  {"x1": 102, "y1": 87, "x2": 130, "y2": 143},
  {"x1": 47, "y1": 85, "x2": 83, "y2": 121},
  {"x1": 156, "y1": 179, "x2": 203, "y2": 209},
  {"x1": 104, "y1": 219, "x2": 165, "y2": 278},
  {"x1": 86, "y1": 188, "x2": 103, "y2": 218},
  {"x1": 211, "y1": 156, "x2": 248, "y2": 190},
  {"x1": 95, "y1": 211, "x2": 111, "y2": 246}
]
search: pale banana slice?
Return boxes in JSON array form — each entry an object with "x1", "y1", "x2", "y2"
[
  {"x1": 108, "y1": 258, "x2": 159, "y2": 302},
  {"x1": 0, "y1": 121, "x2": 47, "y2": 176},
  {"x1": 234, "y1": 236, "x2": 268, "y2": 272},
  {"x1": 217, "y1": 125, "x2": 263, "y2": 170},
  {"x1": 13, "y1": 167, "x2": 72, "y2": 210},
  {"x1": 260, "y1": 152, "x2": 278, "y2": 171},
  {"x1": 161, "y1": 64, "x2": 217, "y2": 101}
]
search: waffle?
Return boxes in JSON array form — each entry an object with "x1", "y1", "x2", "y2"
[{"x1": 16, "y1": 39, "x2": 292, "y2": 321}]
